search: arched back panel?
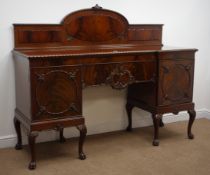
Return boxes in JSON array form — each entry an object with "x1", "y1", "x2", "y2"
[{"x1": 14, "y1": 5, "x2": 163, "y2": 49}]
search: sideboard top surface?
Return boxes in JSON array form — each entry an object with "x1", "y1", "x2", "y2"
[{"x1": 13, "y1": 45, "x2": 197, "y2": 58}]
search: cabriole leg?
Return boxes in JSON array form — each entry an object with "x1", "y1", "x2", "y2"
[
  {"x1": 151, "y1": 114, "x2": 161, "y2": 146},
  {"x1": 126, "y1": 103, "x2": 134, "y2": 131},
  {"x1": 76, "y1": 124, "x2": 87, "y2": 160},
  {"x1": 28, "y1": 132, "x2": 38, "y2": 170},
  {"x1": 59, "y1": 128, "x2": 66, "y2": 143},
  {"x1": 14, "y1": 117, "x2": 22, "y2": 150},
  {"x1": 187, "y1": 110, "x2": 196, "y2": 139},
  {"x1": 159, "y1": 116, "x2": 164, "y2": 127}
]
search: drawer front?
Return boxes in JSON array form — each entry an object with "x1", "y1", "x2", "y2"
[
  {"x1": 82, "y1": 61, "x2": 156, "y2": 89},
  {"x1": 31, "y1": 66, "x2": 82, "y2": 121},
  {"x1": 158, "y1": 59, "x2": 194, "y2": 106}
]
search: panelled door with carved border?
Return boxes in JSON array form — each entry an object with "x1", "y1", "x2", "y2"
[
  {"x1": 31, "y1": 65, "x2": 82, "y2": 121},
  {"x1": 158, "y1": 59, "x2": 194, "y2": 106}
]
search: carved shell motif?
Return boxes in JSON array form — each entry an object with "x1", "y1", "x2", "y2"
[{"x1": 106, "y1": 65, "x2": 135, "y2": 89}]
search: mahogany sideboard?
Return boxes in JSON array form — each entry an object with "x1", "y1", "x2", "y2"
[{"x1": 13, "y1": 5, "x2": 197, "y2": 170}]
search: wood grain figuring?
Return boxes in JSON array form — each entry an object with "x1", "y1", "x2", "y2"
[
  {"x1": 13, "y1": 6, "x2": 162, "y2": 49},
  {"x1": 62, "y1": 5, "x2": 128, "y2": 44},
  {"x1": 32, "y1": 66, "x2": 82, "y2": 121},
  {"x1": 13, "y1": 5, "x2": 197, "y2": 170},
  {"x1": 128, "y1": 25, "x2": 162, "y2": 46},
  {"x1": 14, "y1": 25, "x2": 64, "y2": 48},
  {"x1": 158, "y1": 59, "x2": 194, "y2": 106}
]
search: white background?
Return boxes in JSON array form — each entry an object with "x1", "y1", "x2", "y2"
[{"x1": 0, "y1": 0, "x2": 209, "y2": 147}]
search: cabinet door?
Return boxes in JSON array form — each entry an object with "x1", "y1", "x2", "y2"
[
  {"x1": 158, "y1": 59, "x2": 194, "y2": 106},
  {"x1": 31, "y1": 66, "x2": 82, "y2": 121}
]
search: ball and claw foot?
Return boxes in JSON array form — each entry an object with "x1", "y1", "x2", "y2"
[
  {"x1": 28, "y1": 161, "x2": 36, "y2": 170},
  {"x1": 15, "y1": 143, "x2": 22, "y2": 150},
  {"x1": 79, "y1": 153, "x2": 86, "y2": 160},
  {"x1": 188, "y1": 133, "x2": 194, "y2": 139},
  {"x1": 152, "y1": 140, "x2": 159, "y2": 146}
]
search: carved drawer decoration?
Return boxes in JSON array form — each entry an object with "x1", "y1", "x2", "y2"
[
  {"x1": 82, "y1": 60, "x2": 156, "y2": 88},
  {"x1": 158, "y1": 59, "x2": 194, "y2": 106},
  {"x1": 31, "y1": 66, "x2": 82, "y2": 120},
  {"x1": 106, "y1": 64, "x2": 135, "y2": 89}
]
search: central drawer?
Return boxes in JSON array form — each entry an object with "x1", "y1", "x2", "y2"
[{"x1": 82, "y1": 60, "x2": 156, "y2": 88}]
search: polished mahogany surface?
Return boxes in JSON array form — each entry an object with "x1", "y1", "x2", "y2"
[
  {"x1": 14, "y1": 45, "x2": 196, "y2": 57},
  {"x1": 13, "y1": 5, "x2": 197, "y2": 170}
]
